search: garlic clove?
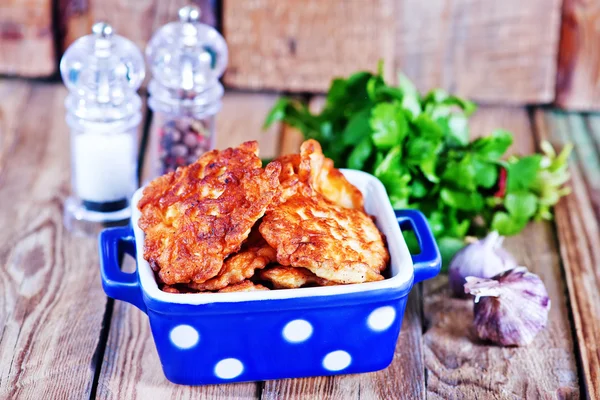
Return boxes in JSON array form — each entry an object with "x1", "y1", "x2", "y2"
[
  {"x1": 449, "y1": 231, "x2": 517, "y2": 298},
  {"x1": 464, "y1": 267, "x2": 551, "y2": 346}
]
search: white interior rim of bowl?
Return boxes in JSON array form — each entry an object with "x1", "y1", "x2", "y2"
[{"x1": 131, "y1": 169, "x2": 415, "y2": 304}]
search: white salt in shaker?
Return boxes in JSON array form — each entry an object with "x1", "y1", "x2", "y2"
[
  {"x1": 60, "y1": 22, "x2": 145, "y2": 235},
  {"x1": 146, "y1": 5, "x2": 228, "y2": 178}
]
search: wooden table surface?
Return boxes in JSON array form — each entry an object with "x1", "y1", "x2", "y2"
[{"x1": 0, "y1": 79, "x2": 598, "y2": 400}]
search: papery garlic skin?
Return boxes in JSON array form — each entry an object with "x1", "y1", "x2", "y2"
[
  {"x1": 464, "y1": 267, "x2": 551, "y2": 346},
  {"x1": 449, "y1": 231, "x2": 517, "y2": 298}
]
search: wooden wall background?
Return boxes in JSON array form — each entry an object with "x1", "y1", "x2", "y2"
[{"x1": 1, "y1": 0, "x2": 600, "y2": 110}]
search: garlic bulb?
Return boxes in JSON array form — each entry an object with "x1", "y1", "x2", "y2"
[
  {"x1": 464, "y1": 267, "x2": 550, "y2": 346},
  {"x1": 448, "y1": 231, "x2": 517, "y2": 298}
]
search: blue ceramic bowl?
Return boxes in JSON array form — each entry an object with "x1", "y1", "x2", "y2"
[{"x1": 99, "y1": 169, "x2": 441, "y2": 385}]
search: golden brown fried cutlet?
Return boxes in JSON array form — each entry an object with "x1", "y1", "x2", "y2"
[
  {"x1": 188, "y1": 227, "x2": 277, "y2": 291},
  {"x1": 299, "y1": 140, "x2": 365, "y2": 211},
  {"x1": 259, "y1": 193, "x2": 387, "y2": 284},
  {"x1": 138, "y1": 141, "x2": 281, "y2": 285},
  {"x1": 274, "y1": 140, "x2": 364, "y2": 211},
  {"x1": 259, "y1": 266, "x2": 334, "y2": 289},
  {"x1": 141, "y1": 138, "x2": 388, "y2": 293},
  {"x1": 261, "y1": 140, "x2": 387, "y2": 284},
  {"x1": 218, "y1": 280, "x2": 270, "y2": 293}
]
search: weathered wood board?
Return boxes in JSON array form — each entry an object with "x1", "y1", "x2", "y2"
[
  {"x1": 0, "y1": 83, "x2": 108, "y2": 398},
  {"x1": 214, "y1": 92, "x2": 280, "y2": 158},
  {"x1": 222, "y1": 0, "x2": 396, "y2": 92},
  {"x1": 555, "y1": 0, "x2": 600, "y2": 110},
  {"x1": 223, "y1": 0, "x2": 561, "y2": 104},
  {"x1": 0, "y1": 80, "x2": 31, "y2": 175},
  {"x1": 59, "y1": 0, "x2": 215, "y2": 55},
  {"x1": 534, "y1": 110, "x2": 600, "y2": 399},
  {"x1": 423, "y1": 107, "x2": 580, "y2": 399},
  {"x1": 0, "y1": 0, "x2": 56, "y2": 77},
  {"x1": 396, "y1": 0, "x2": 562, "y2": 104}
]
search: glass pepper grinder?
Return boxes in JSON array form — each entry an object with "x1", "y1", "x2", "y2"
[
  {"x1": 146, "y1": 5, "x2": 228, "y2": 178},
  {"x1": 60, "y1": 22, "x2": 145, "y2": 236}
]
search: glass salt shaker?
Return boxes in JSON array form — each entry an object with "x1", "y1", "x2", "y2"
[
  {"x1": 146, "y1": 5, "x2": 228, "y2": 178},
  {"x1": 60, "y1": 22, "x2": 145, "y2": 236}
]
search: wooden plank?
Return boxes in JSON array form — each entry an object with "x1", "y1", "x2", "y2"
[
  {"x1": 0, "y1": 83, "x2": 109, "y2": 398},
  {"x1": 396, "y1": 0, "x2": 562, "y2": 104},
  {"x1": 0, "y1": 80, "x2": 32, "y2": 177},
  {"x1": 59, "y1": 0, "x2": 216, "y2": 56},
  {"x1": 222, "y1": 0, "x2": 395, "y2": 92},
  {"x1": 0, "y1": 0, "x2": 56, "y2": 77},
  {"x1": 96, "y1": 91, "x2": 284, "y2": 399},
  {"x1": 534, "y1": 110, "x2": 600, "y2": 399},
  {"x1": 279, "y1": 125, "x2": 304, "y2": 157},
  {"x1": 423, "y1": 107, "x2": 580, "y2": 399},
  {"x1": 555, "y1": 0, "x2": 600, "y2": 110},
  {"x1": 222, "y1": 0, "x2": 560, "y2": 104},
  {"x1": 215, "y1": 93, "x2": 281, "y2": 159}
]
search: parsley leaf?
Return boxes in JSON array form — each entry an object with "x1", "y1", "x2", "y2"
[
  {"x1": 370, "y1": 103, "x2": 408, "y2": 149},
  {"x1": 506, "y1": 155, "x2": 542, "y2": 192}
]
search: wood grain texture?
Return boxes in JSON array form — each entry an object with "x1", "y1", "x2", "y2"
[
  {"x1": 0, "y1": 80, "x2": 31, "y2": 178},
  {"x1": 59, "y1": 0, "x2": 215, "y2": 55},
  {"x1": 222, "y1": 0, "x2": 395, "y2": 92},
  {"x1": 396, "y1": 0, "x2": 562, "y2": 104},
  {"x1": 96, "y1": 91, "x2": 284, "y2": 399},
  {"x1": 0, "y1": 84, "x2": 108, "y2": 398},
  {"x1": 534, "y1": 110, "x2": 600, "y2": 399},
  {"x1": 278, "y1": 124, "x2": 304, "y2": 157},
  {"x1": 423, "y1": 107, "x2": 580, "y2": 399},
  {"x1": 555, "y1": 0, "x2": 600, "y2": 110},
  {"x1": 215, "y1": 93, "x2": 280, "y2": 158},
  {"x1": 222, "y1": 0, "x2": 560, "y2": 103},
  {"x1": 0, "y1": 0, "x2": 56, "y2": 76}
]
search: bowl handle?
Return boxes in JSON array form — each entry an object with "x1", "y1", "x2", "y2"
[
  {"x1": 99, "y1": 226, "x2": 147, "y2": 313},
  {"x1": 395, "y1": 209, "x2": 441, "y2": 283}
]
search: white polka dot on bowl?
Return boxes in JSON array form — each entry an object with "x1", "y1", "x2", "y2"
[
  {"x1": 169, "y1": 325, "x2": 199, "y2": 349},
  {"x1": 215, "y1": 358, "x2": 244, "y2": 379},
  {"x1": 323, "y1": 350, "x2": 352, "y2": 371},
  {"x1": 282, "y1": 319, "x2": 313, "y2": 343},
  {"x1": 367, "y1": 306, "x2": 396, "y2": 332}
]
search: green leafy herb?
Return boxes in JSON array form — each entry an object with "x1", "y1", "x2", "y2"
[
  {"x1": 264, "y1": 63, "x2": 572, "y2": 268},
  {"x1": 370, "y1": 103, "x2": 409, "y2": 149}
]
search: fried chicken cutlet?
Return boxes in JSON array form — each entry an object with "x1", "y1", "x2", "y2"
[
  {"x1": 218, "y1": 280, "x2": 270, "y2": 293},
  {"x1": 259, "y1": 266, "x2": 333, "y2": 289},
  {"x1": 260, "y1": 193, "x2": 387, "y2": 284},
  {"x1": 138, "y1": 141, "x2": 281, "y2": 285},
  {"x1": 276, "y1": 140, "x2": 364, "y2": 210},
  {"x1": 261, "y1": 140, "x2": 389, "y2": 284},
  {"x1": 300, "y1": 139, "x2": 365, "y2": 211},
  {"x1": 188, "y1": 227, "x2": 277, "y2": 291}
]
